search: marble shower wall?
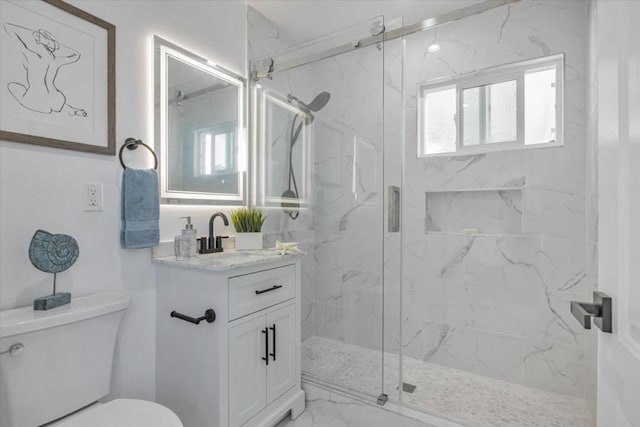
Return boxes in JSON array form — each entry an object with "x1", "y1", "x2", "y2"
[{"x1": 398, "y1": 0, "x2": 592, "y2": 399}]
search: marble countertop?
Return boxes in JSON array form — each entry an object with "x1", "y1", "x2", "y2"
[{"x1": 153, "y1": 249, "x2": 303, "y2": 272}]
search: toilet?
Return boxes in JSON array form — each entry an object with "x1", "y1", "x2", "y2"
[{"x1": 0, "y1": 292, "x2": 183, "y2": 427}]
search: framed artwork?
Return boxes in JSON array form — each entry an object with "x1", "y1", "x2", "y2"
[{"x1": 0, "y1": 0, "x2": 115, "y2": 155}]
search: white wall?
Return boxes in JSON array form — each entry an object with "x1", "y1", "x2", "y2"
[
  {"x1": 0, "y1": 0, "x2": 245, "y2": 401},
  {"x1": 594, "y1": 1, "x2": 640, "y2": 425}
]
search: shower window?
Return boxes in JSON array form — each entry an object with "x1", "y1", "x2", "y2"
[
  {"x1": 462, "y1": 79, "x2": 517, "y2": 146},
  {"x1": 420, "y1": 85, "x2": 457, "y2": 154},
  {"x1": 418, "y1": 54, "x2": 563, "y2": 157}
]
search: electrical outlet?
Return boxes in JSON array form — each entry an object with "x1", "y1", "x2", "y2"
[{"x1": 84, "y1": 183, "x2": 103, "y2": 212}]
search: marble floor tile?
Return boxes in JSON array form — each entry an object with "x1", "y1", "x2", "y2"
[
  {"x1": 301, "y1": 336, "x2": 594, "y2": 427},
  {"x1": 276, "y1": 388, "x2": 434, "y2": 427}
]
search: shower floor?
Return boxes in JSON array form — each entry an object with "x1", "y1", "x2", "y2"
[{"x1": 302, "y1": 336, "x2": 593, "y2": 427}]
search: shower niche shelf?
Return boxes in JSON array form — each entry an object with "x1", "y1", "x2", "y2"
[{"x1": 425, "y1": 186, "x2": 524, "y2": 236}]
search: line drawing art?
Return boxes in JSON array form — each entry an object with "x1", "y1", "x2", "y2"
[{"x1": 3, "y1": 22, "x2": 87, "y2": 117}]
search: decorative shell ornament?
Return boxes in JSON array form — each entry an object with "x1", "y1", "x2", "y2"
[
  {"x1": 28, "y1": 230, "x2": 79, "y2": 310},
  {"x1": 29, "y1": 230, "x2": 79, "y2": 273},
  {"x1": 271, "y1": 241, "x2": 300, "y2": 255}
]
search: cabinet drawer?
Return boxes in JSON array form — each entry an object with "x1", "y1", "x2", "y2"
[{"x1": 229, "y1": 265, "x2": 295, "y2": 321}]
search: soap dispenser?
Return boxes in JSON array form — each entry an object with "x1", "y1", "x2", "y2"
[{"x1": 180, "y1": 216, "x2": 197, "y2": 257}]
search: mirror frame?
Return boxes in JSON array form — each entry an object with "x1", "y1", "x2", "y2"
[{"x1": 154, "y1": 35, "x2": 247, "y2": 205}]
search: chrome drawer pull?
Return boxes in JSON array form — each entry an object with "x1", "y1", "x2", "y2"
[{"x1": 255, "y1": 285, "x2": 282, "y2": 295}]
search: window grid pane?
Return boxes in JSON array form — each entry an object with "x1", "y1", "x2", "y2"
[
  {"x1": 423, "y1": 86, "x2": 457, "y2": 154},
  {"x1": 525, "y1": 67, "x2": 557, "y2": 145},
  {"x1": 487, "y1": 80, "x2": 517, "y2": 144},
  {"x1": 462, "y1": 87, "x2": 481, "y2": 146}
]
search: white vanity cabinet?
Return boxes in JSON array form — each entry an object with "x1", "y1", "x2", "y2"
[
  {"x1": 155, "y1": 255, "x2": 305, "y2": 427},
  {"x1": 229, "y1": 302, "x2": 297, "y2": 426}
]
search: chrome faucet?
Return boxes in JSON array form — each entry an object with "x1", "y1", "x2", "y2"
[{"x1": 203, "y1": 212, "x2": 229, "y2": 253}]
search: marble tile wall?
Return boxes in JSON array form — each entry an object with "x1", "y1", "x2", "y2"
[
  {"x1": 249, "y1": 0, "x2": 595, "y2": 408},
  {"x1": 398, "y1": 0, "x2": 592, "y2": 399},
  {"x1": 425, "y1": 189, "x2": 524, "y2": 235}
]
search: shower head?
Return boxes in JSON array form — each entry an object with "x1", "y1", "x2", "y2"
[
  {"x1": 287, "y1": 91, "x2": 331, "y2": 115},
  {"x1": 281, "y1": 91, "x2": 331, "y2": 220},
  {"x1": 306, "y1": 91, "x2": 331, "y2": 112}
]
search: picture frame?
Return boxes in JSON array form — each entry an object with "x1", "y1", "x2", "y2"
[{"x1": 0, "y1": 0, "x2": 115, "y2": 155}]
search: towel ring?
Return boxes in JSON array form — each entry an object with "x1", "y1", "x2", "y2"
[{"x1": 119, "y1": 138, "x2": 158, "y2": 170}]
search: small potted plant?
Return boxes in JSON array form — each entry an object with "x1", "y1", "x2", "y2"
[{"x1": 231, "y1": 208, "x2": 266, "y2": 250}]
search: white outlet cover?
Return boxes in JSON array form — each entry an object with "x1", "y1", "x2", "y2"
[{"x1": 84, "y1": 183, "x2": 103, "y2": 212}]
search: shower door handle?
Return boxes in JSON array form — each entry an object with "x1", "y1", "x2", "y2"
[{"x1": 388, "y1": 186, "x2": 400, "y2": 233}]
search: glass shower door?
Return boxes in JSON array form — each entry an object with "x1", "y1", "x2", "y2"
[{"x1": 248, "y1": 13, "x2": 387, "y2": 401}]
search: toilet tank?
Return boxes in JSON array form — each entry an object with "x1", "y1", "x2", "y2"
[{"x1": 0, "y1": 292, "x2": 130, "y2": 427}]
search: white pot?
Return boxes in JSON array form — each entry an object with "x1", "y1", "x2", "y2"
[{"x1": 235, "y1": 232, "x2": 263, "y2": 250}]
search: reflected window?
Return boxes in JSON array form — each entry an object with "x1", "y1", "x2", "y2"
[
  {"x1": 418, "y1": 54, "x2": 563, "y2": 157},
  {"x1": 194, "y1": 124, "x2": 236, "y2": 176}
]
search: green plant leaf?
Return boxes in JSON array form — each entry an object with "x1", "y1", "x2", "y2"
[{"x1": 230, "y1": 208, "x2": 266, "y2": 232}]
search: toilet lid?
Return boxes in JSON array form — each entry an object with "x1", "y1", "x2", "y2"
[{"x1": 55, "y1": 399, "x2": 183, "y2": 427}]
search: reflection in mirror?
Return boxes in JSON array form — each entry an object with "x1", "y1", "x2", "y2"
[
  {"x1": 155, "y1": 36, "x2": 246, "y2": 204},
  {"x1": 254, "y1": 87, "x2": 331, "y2": 219},
  {"x1": 256, "y1": 89, "x2": 311, "y2": 217}
]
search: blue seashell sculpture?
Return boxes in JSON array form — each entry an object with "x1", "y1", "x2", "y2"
[{"x1": 28, "y1": 230, "x2": 79, "y2": 310}]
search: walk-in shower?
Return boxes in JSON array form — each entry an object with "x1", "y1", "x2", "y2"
[{"x1": 249, "y1": 1, "x2": 596, "y2": 426}]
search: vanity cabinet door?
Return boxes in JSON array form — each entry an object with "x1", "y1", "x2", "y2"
[
  {"x1": 228, "y1": 315, "x2": 267, "y2": 427},
  {"x1": 266, "y1": 303, "x2": 297, "y2": 405}
]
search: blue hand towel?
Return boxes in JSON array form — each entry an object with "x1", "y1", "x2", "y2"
[{"x1": 120, "y1": 168, "x2": 159, "y2": 249}]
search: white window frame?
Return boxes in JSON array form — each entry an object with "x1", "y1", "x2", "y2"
[{"x1": 417, "y1": 54, "x2": 564, "y2": 158}]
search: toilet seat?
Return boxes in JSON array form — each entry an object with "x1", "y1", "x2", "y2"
[{"x1": 53, "y1": 398, "x2": 183, "y2": 427}]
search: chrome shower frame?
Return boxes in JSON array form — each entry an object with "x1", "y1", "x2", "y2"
[{"x1": 251, "y1": 0, "x2": 520, "y2": 81}]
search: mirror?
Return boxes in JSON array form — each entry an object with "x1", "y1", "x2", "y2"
[
  {"x1": 155, "y1": 36, "x2": 246, "y2": 204},
  {"x1": 254, "y1": 89, "x2": 312, "y2": 214}
]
